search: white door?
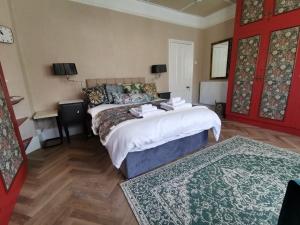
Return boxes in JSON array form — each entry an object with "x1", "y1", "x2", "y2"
[{"x1": 169, "y1": 39, "x2": 194, "y2": 103}]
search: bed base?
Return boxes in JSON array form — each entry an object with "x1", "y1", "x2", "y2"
[{"x1": 120, "y1": 130, "x2": 208, "y2": 179}]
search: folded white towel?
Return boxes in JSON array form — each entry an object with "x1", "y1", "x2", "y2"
[
  {"x1": 135, "y1": 105, "x2": 158, "y2": 113},
  {"x1": 168, "y1": 97, "x2": 181, "y2": 104},
  {"x1": 130, "y1": 108, "x2": 165, "y2": 118},
  {"x1": 167, "y1": 99, "x2": 186, "y2": 107},
  {"x1": 140, "y1": 104, "x2": 153, "y2": 111},
  {"x1": 160, "y1": 102, "x2": 192, "y2": 111}
]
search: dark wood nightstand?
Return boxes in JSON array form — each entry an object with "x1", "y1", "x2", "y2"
[
  {"x1": 58, "y1": 99, "x2": 87, "y2": 143},
  {"x1": 158, "y1": 92, "x2": 171, "y2": 100}
]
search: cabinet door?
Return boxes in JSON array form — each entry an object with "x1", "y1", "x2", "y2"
[
  {"x1": 231, "y1": 36, "x2": 261, "y2": 114},
  {"x1": 240, "y1": 0, "x2": 265, "y2": 25},
  {"x1": 0, "y1": 71, "x2": 24, "y2": 191},
  {"x1": 259, "y1": 26, "x2": 300, "y2": 120},
  {"x1": 0, "y1": 63, "x2": 27, "y2": 224},
  {"x1": 274, "y1": 0, "x2": 300, "y2": 15}
]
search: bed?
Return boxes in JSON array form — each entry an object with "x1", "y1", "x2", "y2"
[{"x1": 86, "y1": 77, "x2": 221, "y2": 179}]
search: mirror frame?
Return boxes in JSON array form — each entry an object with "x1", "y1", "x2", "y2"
[{"x1": 210, "y1": 38, "x2": 232, "y2": 80}]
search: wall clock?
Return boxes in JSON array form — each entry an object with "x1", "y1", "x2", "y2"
[{"x1": 0, "y1": 25, "x2": 14, "y2": 44}]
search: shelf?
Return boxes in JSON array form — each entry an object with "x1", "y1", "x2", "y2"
[
  {"x1": 17, "y1": 117, "x2": 28, "y2": 127},
  {"x1": 23, "y1": 137, "x2": 32, "y2": 150},
  {"x1": 10, "y1": 96, "x2": 24, "y2": 105}
]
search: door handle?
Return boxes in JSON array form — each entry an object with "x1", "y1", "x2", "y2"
[{"x1": 186, "y1": 86, "x2": 190, "y2": 89}]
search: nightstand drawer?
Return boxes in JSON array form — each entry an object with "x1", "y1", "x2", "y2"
[{"x1": 59, "y1": 103, "x2": 85, "y2": 124}]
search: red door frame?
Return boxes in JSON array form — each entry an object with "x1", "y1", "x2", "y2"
[
  {"x1": 0, "y1": 63, "x2": 28, "y2": 225},
  {"x1": 226, "y1": 0, "x2": 300, "y2": 136}
]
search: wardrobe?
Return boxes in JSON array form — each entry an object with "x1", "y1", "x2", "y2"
[
  {"x1": 226, "y1": 0, "x2": 300, "y2": 135},
  {"x1": 0, "y1": 63, "x2": 27, "y2": 225}
]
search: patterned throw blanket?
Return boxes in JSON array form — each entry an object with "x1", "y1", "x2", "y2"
[{"x1": 94, "y1": 100, "x2": 166, "y2": 141}]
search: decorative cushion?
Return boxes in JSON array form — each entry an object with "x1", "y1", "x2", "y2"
[
  {"x1": 130, "y1": 93, "x2": 152, "y2": 104},
  {"x1": 142, "y1": 83, "x2": 158, "y2": 100},
  {"x1": 112, "y1": 93, "x2": 151, "y2": 104},
  {"x1": 105, "y1": 84, "x2": 124, "y2": 103},
  {"x1": 82, "y1": 85, "x2": 108, "y2": 107},
  {"x1": 123, "y1": 83, "x2": 144, "y2": 94}
]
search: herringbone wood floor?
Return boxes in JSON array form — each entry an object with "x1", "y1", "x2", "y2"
[{"x1": 9, "y1": 121, "x2": 300, "y2": 225}]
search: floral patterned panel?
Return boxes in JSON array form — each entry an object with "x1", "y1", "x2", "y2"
[
  {"x1": 241, "y1": 0, "x2": 264, "y2": 25},
  {"x1": 275, "y1": 0, "x2": 300, "y2": 15},
  {"x1": 259, "y1": 26, "x2": 300, "y2": 120},
  {"x1": 231, "y1": 36, "x2": 260, "y2": 114},
  {"x1": 0, "y1": 84, "x2": 23, "y2": 190}
]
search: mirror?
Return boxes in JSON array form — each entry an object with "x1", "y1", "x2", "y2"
[{"x1": 210, "y1": 38, "x2": 232, "y2": 79}]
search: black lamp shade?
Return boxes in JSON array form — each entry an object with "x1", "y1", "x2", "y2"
[
  {"x1": 53, "y1": 63, "x2": 77, "y2": 75},
  {"x1": 151, "y1": 64, "x2": 167, "y2": 74},
  {"x1": 64, "y1": 63, "x2": 77, "y2": 75}
]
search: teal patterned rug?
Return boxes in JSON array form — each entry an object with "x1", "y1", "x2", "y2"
[{"x1": 121, "y1": 136, "x2": 300, "y2": 225}]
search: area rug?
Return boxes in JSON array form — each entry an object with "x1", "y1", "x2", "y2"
[{"x1": 120, "y1": 136, "x2": 300, "y2": 225}]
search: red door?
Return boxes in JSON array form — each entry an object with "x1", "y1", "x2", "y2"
[
  {"x1": 226, "y1": 0, "x2": 300, "y2": 135},
  {"x1": 0, "y1": 63, "x2": 28, "y2": 225}
]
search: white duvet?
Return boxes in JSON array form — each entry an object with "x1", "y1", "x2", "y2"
[{"x1": 89, "y1": 104, "x2": 221, "y2": 168}]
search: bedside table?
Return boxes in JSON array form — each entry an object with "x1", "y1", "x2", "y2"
[
  {"x1": 58, "y1": 99, "x2": 87, "y2": 143},
  {"x1": 158, "y1": 92, "x2": 171, "y2": 100}
]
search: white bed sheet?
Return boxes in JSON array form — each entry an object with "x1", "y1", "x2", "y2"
[{"x1": 88, "y1": 103, "x2": 221, "y2": 168}]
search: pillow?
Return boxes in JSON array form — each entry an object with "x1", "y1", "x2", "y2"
[
  {"x1": 112, "y1": 93, "x2": 151, "y2": 104},
  {"x1": 142, "y1": 83, "x2": 158, "y2": 100},
  {"x1": 123, "y1": 83, "x2": 144, "y2": 94},
  {"x1": 112, "y1": 93, "x2": 132, "y2": 104},
  {"x1": 82, "y1": 85, "x2": 108, "y2": 107},
  {"x1": 130, "y1": 93, "x2": 152, "y2": 104},
  {"x1": 105, "y1": 84, "x2": 124, "y2": 103}
]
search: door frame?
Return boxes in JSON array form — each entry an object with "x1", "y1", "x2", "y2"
[{"x1": 168, "y1": 39, "x2": 194, "y2": 102}]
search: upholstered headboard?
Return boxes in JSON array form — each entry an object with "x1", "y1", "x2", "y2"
[{"x1": 86, "y1": 77, "x2": 145, "y2": 88}]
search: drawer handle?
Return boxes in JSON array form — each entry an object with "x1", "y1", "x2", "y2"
[{"x1": 76, "y1": 110, "x2": 80, "y2": 114}]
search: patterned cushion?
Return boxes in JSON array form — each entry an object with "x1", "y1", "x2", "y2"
[
  {"x1": 130, "y1": 93, "x2": 152, "y2": 104},
  {"x1": 112, "y1": 93, "x2": 151, "y2": 104},
  {"x1": 142, "y1": 83, "x2": 158, "y2": 100},
  {"x1": 105, "y1": 84, "x2": 124, "y2": 103},
  {"x1": 123, "y1": 83, "x2": 144, "y2": 94},
  {"x1": 82, "y1": 85, "x2": 108, "y2": 107}
]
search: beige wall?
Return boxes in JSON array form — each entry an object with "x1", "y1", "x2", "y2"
[
  {"x1": 0, "y1": 0, "x2": 33, "y2": 118},
  {"x1": 0, "y1": 0, "x2": 36, "y2": 141},
  {"x1": 3, "y1": 0, "x2": 233, "y2": 112},
  {"x1": 9, "y1": 0, "x2": 204, "y2": 110},
  {"x1": 201, "y1": 19, "x2": 235, "y2": 81}
]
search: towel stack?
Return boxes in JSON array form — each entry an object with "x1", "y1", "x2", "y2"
[
  {"x1": 130, "y1": 104, "x2": 165, "y2": 118},
  {"x1": 160, "y1": 97, "x2": 192, "y2": 111}
]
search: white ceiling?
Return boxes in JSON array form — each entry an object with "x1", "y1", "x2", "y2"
[
  {"x1": 69, "y1": 0, "x2": 236, "y2": 29},
  {"x1": 141, "y1": 0, "x2": 236, "y2": 17}
]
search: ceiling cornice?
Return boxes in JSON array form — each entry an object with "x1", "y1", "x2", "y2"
[{"x1": 69, "y1": 0, "x2": 236, "y2": 29}]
